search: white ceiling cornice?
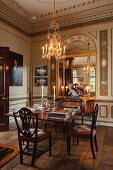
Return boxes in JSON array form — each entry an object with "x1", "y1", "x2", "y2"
[
  {"x1": 0, "y1": 0, "x2": 113, "y2": 35},
  {"x1": 0, "y1": 1, "x2": 31, "y2": 34}
]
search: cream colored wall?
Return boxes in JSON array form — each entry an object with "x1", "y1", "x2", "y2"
[
  {"x1": 0, "y1": 21, "x2": 31, "y2": 109},
  {"x1": 31, "y1": 35, "x2": 48, "y2": 99}
]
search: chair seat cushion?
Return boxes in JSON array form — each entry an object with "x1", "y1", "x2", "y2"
[
  {"x1": 20, "y1": 128, "x2": 51, "y2": 142},
  {"x1": 69, "y1": 124, "x2": 91, "y2": 136},
  {"x1": 74, "y1": 125, "x2": 91, "y2": 133}
]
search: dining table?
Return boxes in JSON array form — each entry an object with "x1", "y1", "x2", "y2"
[
  {"x1": 7, "y1": 104, "x2": 81, "y2": 154},
  {"x1": 30, "y1": 105, "x2": 80, "y2": 154}
]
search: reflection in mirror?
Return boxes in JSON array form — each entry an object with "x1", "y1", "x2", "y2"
[
  {"x1": 64, "y1": 34, "x2": 96, "y2": 97},
  {"x1": 72, "y1": 56, "x2": 96, "y2": 97}
]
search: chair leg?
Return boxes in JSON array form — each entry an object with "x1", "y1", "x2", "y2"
[
  {"x1": 82, "y1": 114, "x2": 84, "y2": 124},
  {"x1": 49, "y1": 137, "x2": 52, "y2": 156},
  {"x1": 27, "y1": 142, "x2": 29, "y2": 151},
  {"x1": 67, "y1": 136, "x2": 71, "y2": 155},
  {"x1": 90, "y1": 136, "x2": 96, "y2": 159},
  {"x1": 63, "y1": 125, "x2": 66, "y2": 141},
  {"x1": 73, "y1": 137, "x2": 74, "y2": 144},
  {"x1": 31, "y1": 142, "x2": 37, "y2": 167},
  {"x1": 45, "y1": 123, "x2": 47, "y2": 130},
  {"x1": 77, "y1": 136, "x2": 79, "y2": 145},
  {"x1": 19, "y1": 140, "x2": 23, "y2": 164},
  {"x1": 94, "y1": 135, "x2": 98, "y2": 152},
  {"x1": 55, "y1": 125, "x2": 57, "y2": 132}
]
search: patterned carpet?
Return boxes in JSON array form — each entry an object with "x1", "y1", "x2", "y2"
[{"x1": 0, "y1": 143, "x2": 19, "y2": 168}]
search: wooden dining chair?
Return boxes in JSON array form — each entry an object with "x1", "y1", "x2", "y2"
[
  {"x1": 81, "y1": 100, "x2": 94, "y2": 124},
  {"x1": 67, "y1": 104, "x2": 99, "y2": 159},
  {"x1": 13, "y1": 107, "x2": 52, "y2": 167}
]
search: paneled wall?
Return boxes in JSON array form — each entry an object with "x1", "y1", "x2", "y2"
[{"x1": 95, "y1": 101, "x2": 113, "y2": 126}]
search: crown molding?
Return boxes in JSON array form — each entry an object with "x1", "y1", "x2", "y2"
[
  {"x1": 0, "y1": 1, "x2": 31, "y2": 34},
  {"x1": 0, "y1": 1, "x2": 113, "y2": 35}
]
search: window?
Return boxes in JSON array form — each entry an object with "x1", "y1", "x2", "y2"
[{"x1": 73, "y1": 69, "x2": 78, "y2": 84}]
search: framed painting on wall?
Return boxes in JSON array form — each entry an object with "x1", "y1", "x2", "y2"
[
  {"x1": 35, "y1": 77, "x2": 48, "y2": 86},
  {"x1": 9, "y1": 51, "x2": 23, "y2": 86},
  {"x1": 35, "y1": 66, "x2": 48, "y2": 76}
]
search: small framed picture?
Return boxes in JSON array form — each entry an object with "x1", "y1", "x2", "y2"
[
  {"x1": 35, "y1": 66, "x2": 47, "y2": 76},
  {"x1": 35, "y1": 77, "x2": 48, "y2": 86}
]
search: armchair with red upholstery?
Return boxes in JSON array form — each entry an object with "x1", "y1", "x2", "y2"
[{"x1": 13, "y1": 107, "x2": 52, "y2": 167}]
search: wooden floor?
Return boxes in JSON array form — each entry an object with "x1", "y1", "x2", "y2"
[{"x1": 1, "y1": 119, "x2": 113, "y2": 170}]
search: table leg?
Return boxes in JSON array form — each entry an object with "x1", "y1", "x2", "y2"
[{"x1": 66, "y1": 121, "x2": 69, "y2": 154}]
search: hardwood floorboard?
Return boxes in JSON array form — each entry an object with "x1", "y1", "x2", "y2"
[
  {"x1": 81, "y1": 126, "x2": 105, "y2": 170},
  {"x1": 98, "y1": 127, "x2": 113, "y2": 170},
  {"x1": 1, "y1": 121, "x2": 113, "y2": 170}
]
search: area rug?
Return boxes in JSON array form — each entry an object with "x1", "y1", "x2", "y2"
[{"x1": 0, "y1": 143, "x2": 19, "y2": 168}]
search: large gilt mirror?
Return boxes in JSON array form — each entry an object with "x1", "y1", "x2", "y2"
[{"x1": 59, "y1": 34, "x2": 96, "y2": 97}]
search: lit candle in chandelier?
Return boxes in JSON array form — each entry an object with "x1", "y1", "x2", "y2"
[
  {"x1": 53, "y1": 86, "x2": 55, "y2": 100},
  {"x1": 42, "y1": 47, "x2": 44, "y2": 54},
  {"x1": 61, "y1": 86, "x2": 64, "y2": 92}
]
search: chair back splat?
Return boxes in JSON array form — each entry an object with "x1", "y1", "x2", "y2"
[{"x1": 13, "y1": 107, "x2": 52, "y2": 167}]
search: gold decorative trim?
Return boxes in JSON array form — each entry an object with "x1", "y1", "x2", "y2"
[
  {"x1": 89, "y1": 31, "x2": 97, "y2": 39},
  {"x1": 8, "y1": 0, "x2": 105, "y2": 19},
  {"x1": 9, "y1": 0, "x2": 30, "y2": 15},
  {"x1": 38, "y1": 0, "x2": 102, "y2": 19}
]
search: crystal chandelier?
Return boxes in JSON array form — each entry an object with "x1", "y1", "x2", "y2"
[
  {"x1": 42, "y1": 0, "x2": 66, "y2": 60},
  {"x1": 83, "y1": 43, "x2": 94, "y2": 73},
  {"x1": 83, "y1": 56, "x2": 95, "y2": 73}
]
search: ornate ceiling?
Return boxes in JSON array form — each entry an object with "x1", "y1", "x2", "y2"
[{"x1": 0, "y1": 0, "x2": 113, "y2": 35}]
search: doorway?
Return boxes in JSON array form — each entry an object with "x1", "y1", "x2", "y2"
[{"x1": 0, "y1": 47, "x2": 9, "y2": 131}]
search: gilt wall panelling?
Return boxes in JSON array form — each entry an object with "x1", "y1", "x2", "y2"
[
  {"x1": 100, "y1": 105, "x2": 108, "y2": 118},
  {"x1": 100, "y1": 30, "x2": 108, "y2": 96}
]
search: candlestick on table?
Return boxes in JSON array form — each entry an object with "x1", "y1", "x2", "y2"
[
  {"x1": 41, "y1": 86, "x2": 44, "y2": 100},
  {"x1": 53, "y1": 86, "x2": 55, "y2": 100}
]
